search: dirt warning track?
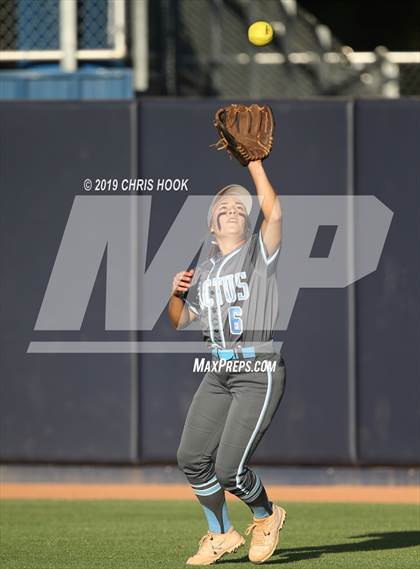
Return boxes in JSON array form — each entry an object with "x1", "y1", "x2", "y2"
[{"x1": 1, "y1": 483, "x2": 418, "y2": 504}]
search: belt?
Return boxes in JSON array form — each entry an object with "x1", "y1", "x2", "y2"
[{"x1": 212, "y1": 346, "x2": 256, "y2": 360}]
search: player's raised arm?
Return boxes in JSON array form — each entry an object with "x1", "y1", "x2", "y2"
[
  {"x1": 212, "y1": 103, "x2": 282, "y2": 258},
  {"x1": 248, "y1": 159, "x2": 282, "y2": 258},
  {"x1": 168, "y1": 269, "x2": 197, "y2": 329}
]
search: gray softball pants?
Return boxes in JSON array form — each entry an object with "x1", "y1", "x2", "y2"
[{"x1": 177, "y1": 353, "x2": 286, "y2": 503}]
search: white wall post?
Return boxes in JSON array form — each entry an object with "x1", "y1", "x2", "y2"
[
  {"x1": 60, "y1": 0, "x2": 77, "y2": 72},
  {"x1": 131, "y1": 0, "x2": 149, "y2": 92}
]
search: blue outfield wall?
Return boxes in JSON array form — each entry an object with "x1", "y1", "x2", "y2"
[
  {"x1": 354, "y1": 100, "x2": 420, "y2": 465},
  {"x1": 0, "y1": 67, "x2": 133, "y2": 100},
  {"x1": 0, "y1": 98, "x2": 419, "y2": 465}
]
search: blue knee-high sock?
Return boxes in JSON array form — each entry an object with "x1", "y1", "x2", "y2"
[
  {"x1": 191, "y1": 478, "x2": 232, "y2": 533},
  {"x1": 202, "y1": 501, "x2": 232, "y2": 533}
]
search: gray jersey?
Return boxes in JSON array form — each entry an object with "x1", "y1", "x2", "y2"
[{"x1": 185, "y1": 230, "x2": 280, "y2": 349}]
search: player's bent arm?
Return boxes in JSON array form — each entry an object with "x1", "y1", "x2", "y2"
[
  {"x1": 248, "y1": 160, "x2": 282, "y2": 257},
  {"x1": 168, "y1": 269, "x2": 197, "y2": 329},
  {"x1": 168, "y1": 295, "x2": 197, "y2": 330}
]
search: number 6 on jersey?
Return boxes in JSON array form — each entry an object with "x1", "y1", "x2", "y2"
[{"x1": 228, "y1": 306, "x2": 243, "y2": 335}]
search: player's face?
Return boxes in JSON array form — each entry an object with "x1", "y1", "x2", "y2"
[{"x1": 210, "y1": 196, "x2": 247, "y2": 239}]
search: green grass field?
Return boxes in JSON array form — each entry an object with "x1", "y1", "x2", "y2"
[{"x1": 1, "y1": 500, "x2": 419, "y2": 568}]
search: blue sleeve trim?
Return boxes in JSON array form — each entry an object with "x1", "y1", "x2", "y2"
[{"x1": 258, "y1": 229, "x2": 280, "y2": 265}]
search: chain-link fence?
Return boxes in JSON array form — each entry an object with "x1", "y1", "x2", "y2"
[
  {"x1": 0, "y1": 0, "x2": 126, "y2": 64},
  {"x1": 78, "y1": 0, "x2": 110, "y2": 50},
  {"x1": 399, "y1": 64, "x2": 420, "y2": 96},
  {"x1": 0, "y1": 0, "x2": 60, "y2": 52}
]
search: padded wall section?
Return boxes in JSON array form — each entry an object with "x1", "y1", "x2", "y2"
[
  {"x1": 355, "y1": 100, "x2": 420, "y2": 465},
  {"x1": 0, "y1": 102, "x2": 138, "y2": 462}
]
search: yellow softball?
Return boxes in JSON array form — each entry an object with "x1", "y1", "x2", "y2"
[{"x1": 248, "y1": 21, "x2": 273, "y2": 46}]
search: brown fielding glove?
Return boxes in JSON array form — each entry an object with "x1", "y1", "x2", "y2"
[{"x1": 213, "y1": 104, "x2": 274, "y2": 166}]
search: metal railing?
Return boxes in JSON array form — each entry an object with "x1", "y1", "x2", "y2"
[{"x1": 240, "y1": 49, "x2": 420, "y2": 98}]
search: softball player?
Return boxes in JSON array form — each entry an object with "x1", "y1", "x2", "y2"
[{"x1": 168, "y1": 159, "x2": 286, "y2": 565}]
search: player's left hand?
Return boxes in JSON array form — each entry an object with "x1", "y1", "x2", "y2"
[{"x1": 172, "y1": 269, "x2": 195, "y2": 298}]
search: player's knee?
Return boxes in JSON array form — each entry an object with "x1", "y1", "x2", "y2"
[
  {"x1": 214, "y1": 463, "x2": 236, "y2": 489},
  {"x1": 176, "y1": 445, "x2": 189, "y2": 471},
  {"x1": 176, "y1": 445, "x2": 199, "y2": 474}
]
